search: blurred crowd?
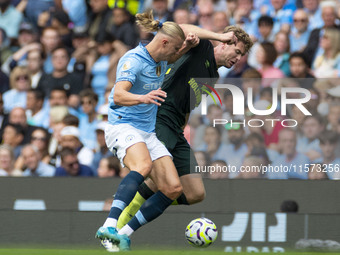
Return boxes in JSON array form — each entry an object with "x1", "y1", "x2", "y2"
[{"x1": 0, "y1": 0, "x2": 340, "y2": 179}]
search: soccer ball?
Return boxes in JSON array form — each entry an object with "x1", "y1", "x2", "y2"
[{"x1": 185, "y1": 217, "x2": 218, "y2": 248}]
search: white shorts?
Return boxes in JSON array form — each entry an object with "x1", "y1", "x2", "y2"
[{"x1": 105, "y1": 123, "x2": 172, "y2": 167}]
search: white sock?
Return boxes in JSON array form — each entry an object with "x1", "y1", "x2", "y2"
[
  {"x1": 118, "y1": 225, "x2": 134, "y2": 237},
  {"x1": 103, "y1": 218, "x2": 117, "y2": 228}
]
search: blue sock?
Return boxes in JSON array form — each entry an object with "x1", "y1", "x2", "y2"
[
  {"x1": 108, "y1": 171, "x2": 144, "y2": 220},
  {"x1": 128, "y1": 191, "x2": 173, "y2": 231}
]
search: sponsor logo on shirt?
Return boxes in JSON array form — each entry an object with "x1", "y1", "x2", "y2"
[{"x1": 143, "y1": 82, "x2": 162, "y2": 90}]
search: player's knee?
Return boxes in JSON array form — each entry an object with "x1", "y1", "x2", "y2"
[
  {"x1": 136, "y1": 160, "x2": 152, "y2": 177},
  {"x1": 162, "y1": 183, "x2": 183, "y2": 200},
  {"x1": 187, "y1": 190, "x2": 206, "y2": 205}
]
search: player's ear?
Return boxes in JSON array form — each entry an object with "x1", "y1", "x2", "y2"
[{"x1": 162, "y1": 38, "x2": 169, "y2": 46}]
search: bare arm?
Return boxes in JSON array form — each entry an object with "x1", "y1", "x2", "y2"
[
  {"x1": 179, "y1": 24, "x2": 237, "y2": 44},
  {"x1": 114, "y1": 81, "x2": 167, "y2": 106},
  {"x1": 168, "y1": 33, "x2": 200, "y2": 64},
  {"x1": 16, "y1": 0, "x2": 28, "y2": 13}
]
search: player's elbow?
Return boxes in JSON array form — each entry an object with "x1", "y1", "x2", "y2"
[{"x1": 113, "y1": 92, "x2": 123, "y2": 105}]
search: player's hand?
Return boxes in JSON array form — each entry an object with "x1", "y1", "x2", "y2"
[
  {"x1": 219, "y1": 31, "x2": 237, "y2": 46},
  {"x1": 140, "y1": 88, "x2": 167, "y2": 106},
  {"x1": 183, "y1": 33, "x2": 200, "y2": 49}
]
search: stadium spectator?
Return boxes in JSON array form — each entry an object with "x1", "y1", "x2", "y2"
[
  {"x1": 273, "y1": 31, "x2": 290, "y2": 76},
  {"x1": 212, "y1": 11, "x2": 229, "y2": 33},
  {"x1": 21, "y1": 144, "x2": 55, "y2": 177},
  {"x1": 193, "y1": 105, "x2": 226, "y2": 149},
  {"x1": 68, "y1": 31, "x2": 90, "y2": 86},
  {"x1": 315, "y1": 130, "x2": 340, "y2": 180},
  {"x1": 197, "y1": 125, "x2": 229, "y2": 162},
  {"x1": 109, "y1": 7, "x2": 139, "y2": 48},
  {"x1": 26, "y1": 47, "x2": 45, "y2": 89},
  {"x1": 173, "y1": 7, "x2": 191, "y2": 25},
  {"x1": 297, "y1": 115, "x2": 324, "y2": 161},
  {"x1": 152, "y1": 0, "x2": 173, "y2": 23},
  {"x1": 39, "y1": 27, "x2": 61, "y2": 74},
  {"x1": 308, "y1": 163, "x2": 329, "y2": 180},
  {"x1": 302, "y1": 0, "x2": 322, "y2": 30},
  {"x1": 0, "y1": 68, "x2": 9, "y2": 93},
  {"x1": 87, "y1": 33, "x2": 116, "y2": 106},
  {"x1": 232, "y1": 0, "x2": 259, "y2": 38},
  {"x1": 47, "y1": 106, "x2": 70, "y2": 167},
  {"x1": 288, "y1": 52, "x2": 315, "y2": 89},
  {"x1": 87, "y1": 0, "x2": 113, "y2": 42},
  {"x1": 256, "y1": 42, "x2": 285, "y2": 84},
  {"x1": 268, "y1": 128, "x2": 310, "y2": 179},
  {"x1": 312, "y1": 28, "x2": 340, "y2": 78},
  {"x1": 3, "y1": 66, "x2": 30, "y2": 113},
  {"x1": 50, "y1": 10, "x2": 73, "y2": 49},
  {"x1": 24, "y1": 0, "x2": 55, "y2": 26},
  {"x1": 26, "y1": 89, "x2": 49, "y2": 128},
  {"x1": 0, "y1": 0, "x2": 23, "y2": 39},
  {"x1": 61, "y1": 0, "x2": 88, "y2": 32},
  {"x1": 237, "y1": 155, "x2": 265, "y2": 179},
  {"x1": 0, "y1": 28, "x2": 11, "y2": 64},
  {"x1": 289, "y1": 9, "x2": 311, "y2": 53},
  {"x1": 208, "y1": 159, "x2": 229, "y2": 179},
  {"x1": 97, "y1": 156, "x2": 122, "y2": 178},
  {"x1": 1, "y1": 24, "x2": 39, "y2": 75},
  {"x1": 59, "y1": 126, "x2": 94, "y2": 168},
  {"x1": 92, "y1": 121, "x2": 113, "y2": 173},
  {"x1": 303, "y1": 1, "x2": 340, "y2": 65},
  {"x1": 55, "y1": 147, "x2": 94, "y2": 177},
  {"x1": 244, "y1": 132, "x2": 277, "y2": 162},
  {"x1": 37, "y1": 46, "x2": 83, "y2": 107},
  {"x1": 0, "y1": 92, "x2": 9, "y2": 142},
  {"x1": 241, "y1": 68, "x2": 262, "y2": 102},
  {"x1": 29, "y1": 127, "x2": 51, "y2": 165},
  {"x1": 264, "y1": 0, "x2": 295, "y2": 35},
  {"x1": 197, "y1": 0, "x2": 214, "y2": 30},
  {"x1": 0, "y1": 144, "x2": 22, "y2": 176},
  {"x1": 194, "y1": 150, "x2": 211, "y2": 169},
  {"x1": 79, "y1": 89, "x2": 99, "y2": 150},
  {"x1": 247, "y1": 15, "x2": 274, "y2": 68},
  {"x1": 327, "y1": 102, "x2": 340, "y2": 132},
  {"x1": 9, "y1": 107, "x2": 36, "y2": 144},
  {"x1": 2, "y1": 123, "x2": 24, "y2": 159},
  {"x1": 224, "y1": 121, "x2": 248, "y2": 177}
]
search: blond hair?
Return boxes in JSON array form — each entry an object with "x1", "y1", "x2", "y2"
[
  {"x1": 223, "y1": 26, "x2": 253, "y2": 54},
  {"x1": 135, "y1": 10, "x2": 185, "y2": 40},
  {"x1": 323, "y1": 28, "x2": 340, "y2": 58},
  {"x1": 9, "y1": 66, "x2": 31, "y2": 89}
]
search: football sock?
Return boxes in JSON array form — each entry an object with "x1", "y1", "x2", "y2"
[
  {"x1": 117, "y1": 192, "x2": 146, "y2": 229},
  {"x1": 138, "y1": 182, "x2": 155, "y2": 199},
  {"x1": 124, "y1": 191, "x2": 173, "y2": 233},
  {"x1": 175, "y1": 193, "x2": 189, "y2": 205},
  {"x1": 105, "y1": 171, "x2": 144, "y2": 227}
]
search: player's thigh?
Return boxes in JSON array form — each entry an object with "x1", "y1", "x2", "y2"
[
  {"x1": 105, "y1": 123, "x2": 152, "y2": 177},
  {"x1": 180, "y1": 174, "x2": 206, "y2": 204},
  {"x1": 124, "y1": 142, "x2": 152, "y2": 177},
  {"x1": 150, "y1": 156, "x2": 182, "y2": 200}
]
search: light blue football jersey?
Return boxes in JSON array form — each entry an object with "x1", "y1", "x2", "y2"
[{"x1": 108, "y1": 43, "x2": 168, "y2": 133}]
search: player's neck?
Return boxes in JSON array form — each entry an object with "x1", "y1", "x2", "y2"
[{"x1": 145, "y1": 41, "x2": 162, "y2": 63}]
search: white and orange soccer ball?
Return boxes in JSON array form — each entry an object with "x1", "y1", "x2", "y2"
[{"x1": 185, "y1": 217, "x2": 218, "y2": 248}]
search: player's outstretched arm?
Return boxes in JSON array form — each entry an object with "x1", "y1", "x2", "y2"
[
  {"x1": 168, "y1": 33, "x2": 199, "y2": 63},
  {"x1": 179, "y1": 24, "x2": 237, "y2": 44},
  {"x1": 114, "y1": 81, "x2": 167, "y2": 106}
]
